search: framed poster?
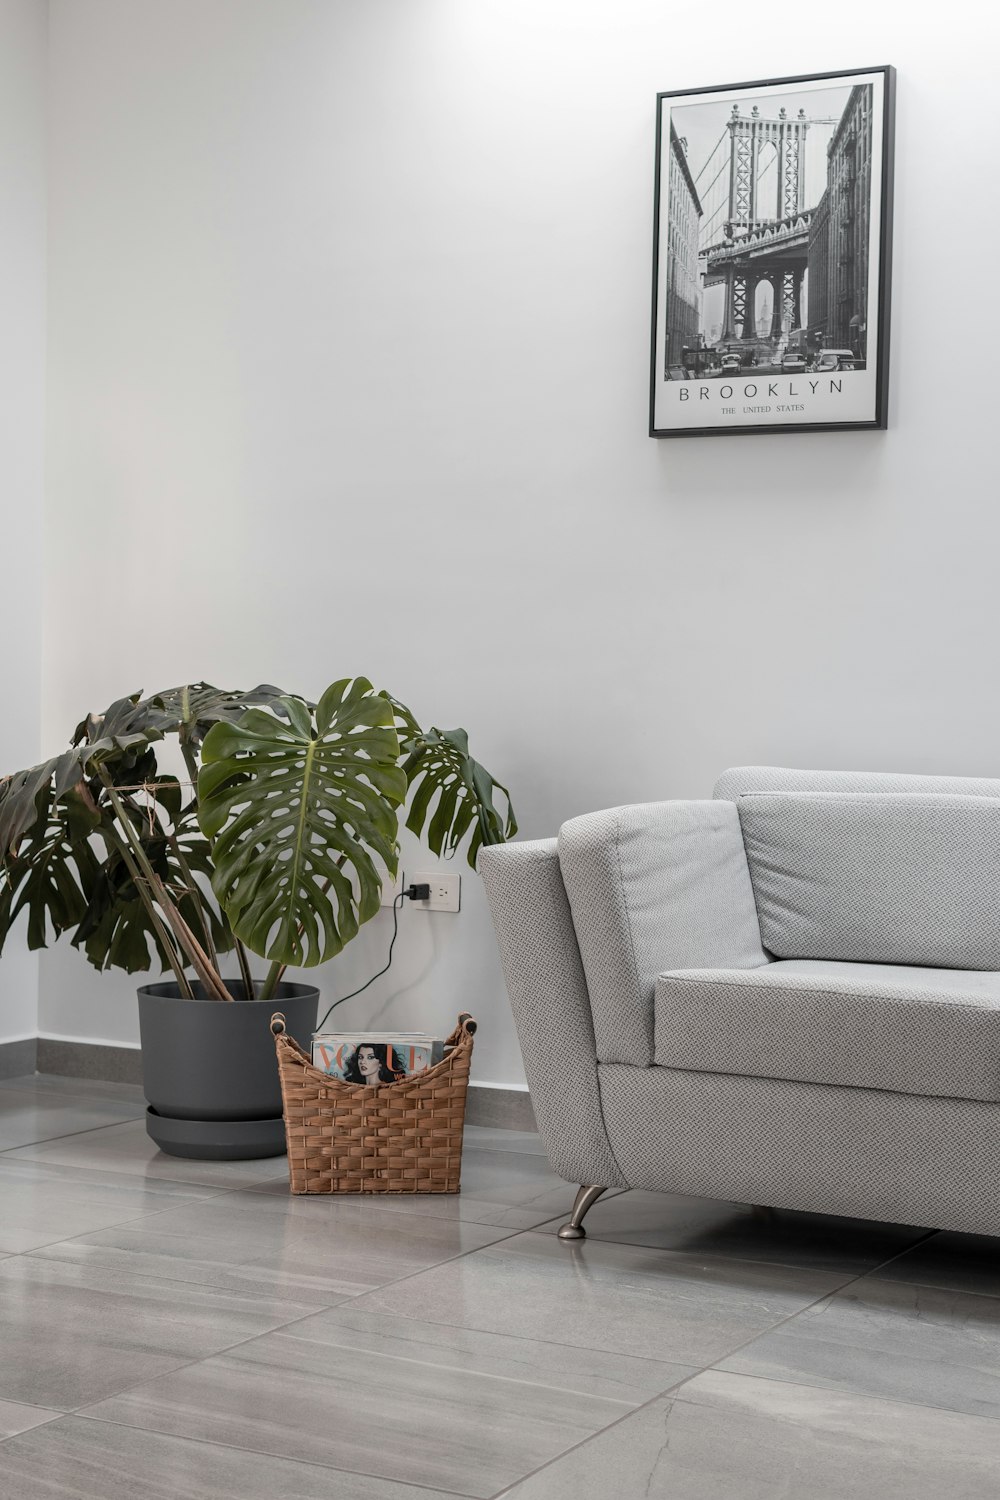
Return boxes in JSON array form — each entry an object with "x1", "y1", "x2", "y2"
[{"x1": 650, "y1": 65, "x2": 895, "y2": 438}]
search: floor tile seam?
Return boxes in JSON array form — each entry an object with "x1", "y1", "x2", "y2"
[
  {"x1": 313, "y1": 1223, "x2": 542, "y2": 1312},
  {"x1": 482, "y1": 1366, "x2": 698, "y2": 1500},
  {"x1": 93, "y1": 1182, "x2": 262, "y2": 1213},
  {"x1": 262, "y1": 1324, "x2": 642, "y2": 1409},
  {"x1": 685, "y1": 1231, "x2": 945, "y2": 1389},
  {"x1": 1, "y1": 1161, "x2": 251, "y2": 1210},
  {"x1": 464, "y1": 1142, "x2": 617, "y2": 1175},
  {"x1": 0, "y1": 1079, "x2": 144, "y2": 1101},
  {"x1": 6, "y1": 1071, "x2": 142, "y2": 1089},
  {"x1": 67, "y1": 1302, "x2": 352, "y2": 1415},
  {"x1": 504, "y1": 1228, "x2": 867, "y2": 1291},
  {"x1": 840, "y1": 1224, "x2": 1000, "y2": 1301},
  {"x1": 0, "y1": 1411, "x2": 65, "y2": 1445},
  {"x1": 327, "y1": 1294, "x2": 704, "y2": 1374},
  {"x1": 10, "y1": 1250, "x2": 327, "y2": 1316},
  {"x1": 233, "y1": 1180, "x2": 568, "y2": 1220},
  {"x1": 528, "y1": 1225, "x2": 935, "y2": 1276},
  {"x1": 0, "y1": 1122, "x2": 146, "y2": 1154},
  {"x1": 0, "y1": 1104, "x2": 146, "y2": 1122},
  {"x1": 0, "y1": 1077, "x2": 144, "y2": 1102},
  {"x1": 0, "y1": 1097, "x2": 141, "y2": 1114},
  {"x1": 1, "y1": 1143, "x2": 286, "y2": 1193},
  {"x1": 717, "y1": 1319, "x2": 1000, "y2": 1364},
  {"x1": 69, "y1": 1410, "x2": 484, "y2": 1498},
  {"x1": 855, "y1": 1225, "x2": 940, "y2": 1273},
  {"x1": 0, "y1": 1395, "x2": 64, "y2": 1436},
  {"x1": 0, "y1": 1091, "x2": 145, "y2": 1113},
  {"x1": 698, "y1": 1361, "x2": 1000, "y2": 1426},
  {"x1": 5, "y1": 1188, "x2": 251, "y2": 1257},
  {"x1": 856, "y1": 1269, "x2": 1000, "y2": 1304},
  {"x1": 0, "y1": 1115, "x2": 151, "y2": 1156},
  {"x1": 234, "y1": 1185, "x2": 576, "y2": 1233},
  {"x1": 23, "y1": 1242, "x2": 359, "y2": 1305},
  {"x1": 483, "y1": 1297, "x2": 1000, "y2": 1500},
  {"x1": 0, "y1": 1395, "x2": 63, "y2": 1416},
  {"x1": 27, "y1": 1184, "x2": 567, "y2": 1255},
  {"x1": 318, "y1": 1229, "x2": 861, "y2": 1367}
]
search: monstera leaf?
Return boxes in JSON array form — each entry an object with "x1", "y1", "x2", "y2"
[
  {"x1": 0, "y1": 711, "x2": 161, "y2": 964},
  {"x1": 0, "y1": 795, "x2": 101, "y2": 956},
  {"x1": 0, "y1": 677, "x2": 517, "y2": 991},
  {"x1": 386, "y1": 701, "x2": 517, "y2": 867},
  {"x1": 198, "y1": 679, "x2": 407, "y2": 967},
  {"x1": 0, "y1": 682, "x2": 295, "y2": 979},
  {"x1": 72, "y1": 804, "x2": 230, "y2": 974},
  {"x1": 0, "y1": 728, "x2": 150, "y2": 861},
  {"x1": 136, "y1": 683, "x2": 289, "y2": 751},
  {"x1": 72, "y1": 683, "x2": 288, "y2": 755}
]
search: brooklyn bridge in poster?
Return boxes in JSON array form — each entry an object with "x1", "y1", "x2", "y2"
[{"x1": 650, "y1": 67, "x2": 894, "y2": 437}]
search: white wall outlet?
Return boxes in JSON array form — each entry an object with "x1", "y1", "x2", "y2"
[
  {"x1": 380, "y1": 869, "x2": 404, "y2": 907},
  {"x1": 409, "y1": 871, "x2": 461, "y2": 913}
]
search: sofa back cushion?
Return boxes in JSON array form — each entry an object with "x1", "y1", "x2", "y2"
[
  {"x1": 558, "y1": 801, "x2": 768, "y2": 1066},
  {"x1": 737, "y1": 791, "x2": 1000, "y2": 969},
  {"x1": 715, "y1": 765, "x2": 1000, "y2": 802}
]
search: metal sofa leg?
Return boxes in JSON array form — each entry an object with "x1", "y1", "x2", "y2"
[{"x1": 558, "y1": 1185, "x2": 609, "y2": 1241}]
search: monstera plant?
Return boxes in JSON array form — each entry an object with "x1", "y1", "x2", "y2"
[
  {"x1": 0, "y1": 678, "x2": 515, "y2": 1160},
  {"x1": 0, "y1": 678, "x2": 515, "y2": 1001}
]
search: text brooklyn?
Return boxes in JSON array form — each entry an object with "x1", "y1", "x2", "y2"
[{"x1": 678, "y1": 380, "x2": 845, "y2": 401}]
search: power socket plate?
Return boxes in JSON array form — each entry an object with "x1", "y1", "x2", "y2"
[{"x1": 409, "y1": 871, "x2": 461, "y2": 913}]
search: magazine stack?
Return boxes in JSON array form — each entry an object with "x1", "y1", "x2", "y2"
[{"x1": 312, "y1": 1032, "x2": 446, "y2": 1085}]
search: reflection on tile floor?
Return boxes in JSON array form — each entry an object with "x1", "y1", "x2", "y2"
[{"x1": 0, "y1": 1074, "x2": 996, "y2": 1499}]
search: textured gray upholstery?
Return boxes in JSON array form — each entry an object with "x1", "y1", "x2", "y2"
[
  {"x1": 655, "y1": 959, "x2": 1000, "y2": 1102},
  {"x1": 714, "y1": 765, "x2": 1000, "y2": 801},
  {"x1": 478, "y1": 839, "x2": 624, "y2": 1189},
  {"x1": 737, "y1": 792, "x2": 1000, "y2": 969},
  {"x1": 479, "y1": 769, "x2": 1000, "y2": 1240},
  {"x1": 557, "y1": 801, "x2": 766, "y2": 1065},
  {"x1": 599, "y1": 1064, "x2": 1000, "y2": 1235}
]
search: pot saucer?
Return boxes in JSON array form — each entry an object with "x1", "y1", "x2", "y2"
[{"x1": 146, "y1": 1106, "x2": 287, "y2": 1161}]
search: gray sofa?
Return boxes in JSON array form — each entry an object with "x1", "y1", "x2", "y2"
[{"x1": 479, "y1": 766, "x2": 1000, "y2": 1241}]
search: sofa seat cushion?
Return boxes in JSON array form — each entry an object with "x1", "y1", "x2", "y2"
[
  {"x1": 654, "y1": 959, "x2": 1000, "y2": 1103},
  {"x1": 736, "y1": 791, "x2": 1000, "y2": 969}
]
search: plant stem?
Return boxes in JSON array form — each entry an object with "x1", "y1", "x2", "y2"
[
  {"x1": 179, "y1": 739, "x2": 201, "y2": 805},
  {"x1": 258, "y1": 959, "x2": 285, "y2": 1005},
  {"x1": 168, "y1": 833, "x2": 219, "y2": 970},
  {"x1": 98, "y1": 768, "x2": 234, "y2": 999},
  {"x1": 100, "y1": 821, "x2": 193, "y2": 999},
  {"x1": 154, "y1": 882, "x2": 236, "y2": 1001},
  {"x1": 233, "y1": 938, "x2": 255, "y2": 1002}
]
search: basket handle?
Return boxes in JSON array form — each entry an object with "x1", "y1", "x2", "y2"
[
  {"x1": 270, "y1": 1012, "x2": 286, "y2": 1036},
  {"x1": 444, "y1": 1013, "x2": 478, "y2": 1050}
]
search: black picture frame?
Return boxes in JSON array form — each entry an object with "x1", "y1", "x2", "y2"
[{"x1": 649, "y1": 65, "x2": 895, "y2": 439}]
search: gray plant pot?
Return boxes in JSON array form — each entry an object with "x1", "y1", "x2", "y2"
[{"x1": 137, "y1": 981, "x2": 319, "y2": 1160}]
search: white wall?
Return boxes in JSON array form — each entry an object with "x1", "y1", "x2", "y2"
[
  {"x1": 39, "y1": 0, "x2": 1000, "y2": 1083},
  {"x1": 0, "y1": 0, "x2": 46, "y2": 1043}
]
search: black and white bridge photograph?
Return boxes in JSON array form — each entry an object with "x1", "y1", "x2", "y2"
[
  {"x1": 653, "y1": 66, "x2": 893, "y2": 438},
  {"x1": 665, "y1": 80, "x2": 872, "y2": 378}
]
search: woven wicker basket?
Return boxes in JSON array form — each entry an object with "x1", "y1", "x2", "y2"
[{"x1": 271, "y1": 1011, "x2": 476, "y2": 1194}]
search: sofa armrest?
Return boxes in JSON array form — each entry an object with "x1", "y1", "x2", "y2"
[
  {"x1": 479, "y1": 839, "x2": 625, "y2": 1188},
  {"x1": 558, "y1": 801, "x2": 768, "y2": 1065}
]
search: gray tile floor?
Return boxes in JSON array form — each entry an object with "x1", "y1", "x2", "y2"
[{"x1": 0, "y1": 1075, "x2": 998, "y2": 1498}]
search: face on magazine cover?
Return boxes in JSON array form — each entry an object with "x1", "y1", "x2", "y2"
[{"x1": 344, "y1": 1043, "x2": 403, "y2": 1085}]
